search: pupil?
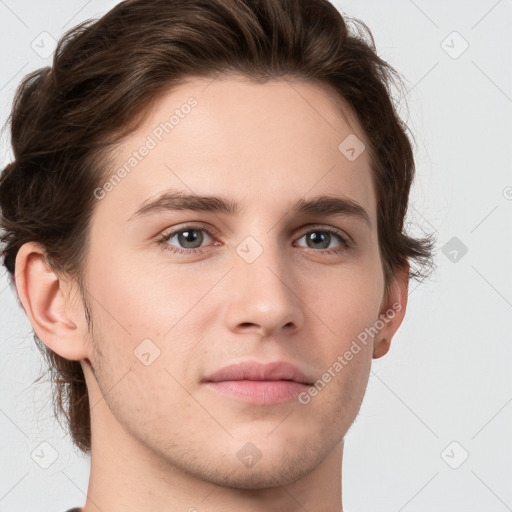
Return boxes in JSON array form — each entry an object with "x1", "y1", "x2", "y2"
[
  {"x1": 179, "y1": 230, "x2": 202, "y2": 248},
  {"x1": 309, "y1": 231, "x2": 329, "y2": 249}
]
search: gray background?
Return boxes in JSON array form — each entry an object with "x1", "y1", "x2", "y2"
[{"x1": 0, "y1": 1, "x2": 511, "y2": 511}]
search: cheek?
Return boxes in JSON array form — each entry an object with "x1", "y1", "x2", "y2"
[
  {"x1": 95, "y1": 352, "x2": 200, "y2": 446},
  {"x1": 303, "y1": 266, "x2": 380, "y2": 409},
  {"x1": 313, "y1": 267, "x2": 383, "y2": 341},
  {"x1": 91, "y1": 249, "x2": 208, "y2": 337}
]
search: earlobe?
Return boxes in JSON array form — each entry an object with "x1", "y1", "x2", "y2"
[
  {"x1": 372, "y1": 263, "x2": 409, "y2": 359},
  {"x1": 14, "y1": 242, "x2": 88, "y2": 361},
  {"x1": 373, "y1": 337, "x2": 390, "y2": 359}
]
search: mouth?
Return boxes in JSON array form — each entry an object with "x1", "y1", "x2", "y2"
[
  {"x1": 203, "y1": 380, "x2": 310, "y2": 404},
  {"x1": 201, "y1": 360, "x2": 313, "y2": 405}
]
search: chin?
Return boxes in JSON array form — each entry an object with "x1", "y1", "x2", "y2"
[{"x1": 203, "y1": 458, "x2": 316, "y2": 490}]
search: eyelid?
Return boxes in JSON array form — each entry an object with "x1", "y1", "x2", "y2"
[
  {"x1": 159, "y1": 221, "x2": 220, "y2": 239},
  {"x1": 160, "y1": 222, "x2": 351, "y2": 243},
  {"x1": 156, "y1": 222, "x2": 219, "y2": 255},
  {"x1": 295, "y1": 223, "x2": 352, "y2": 243},
  {"x1": 157, "y1": 222, "x2": 353, "y2": 256}
]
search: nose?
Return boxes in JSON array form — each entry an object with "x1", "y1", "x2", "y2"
[{"x1": 223, "y1": 237, "x2": 305, "y2": 338}]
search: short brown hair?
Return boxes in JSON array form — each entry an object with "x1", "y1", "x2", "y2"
[{"x1": 0, "y1": 0, "x2": 434, "y2": 453}]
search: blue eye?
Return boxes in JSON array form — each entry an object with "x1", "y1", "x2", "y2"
[
  {"x1": 295, "y1": 228, "x2": 350, "y2": 253},
  {"x1": 157, "y1": 226, "x2": 216, "y2": 255},
  {"x1": 157, "y1": 224, "x2": 351, "y2": 255}
]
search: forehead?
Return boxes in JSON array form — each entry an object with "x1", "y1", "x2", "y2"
[{"x1": 95, "y1": 76, "x2": 377, "y2": 225}]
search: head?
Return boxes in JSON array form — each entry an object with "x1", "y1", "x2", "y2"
[{"x1": 0, "y1": 0, "x2": 433, "y2": 486}]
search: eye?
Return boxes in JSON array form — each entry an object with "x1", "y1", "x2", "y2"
[
  {"x1": 157, "y1": 225, "x2": 217, "y2": 255},
  {"x1": 294, "y1": 227, "x2": 351, "y2": 254},
  {"x1": 157, "y1": 224, "x2": 351, "y2": 256}
]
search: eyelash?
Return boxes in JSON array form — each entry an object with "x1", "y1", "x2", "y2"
[{"x1": 156, "y1": 223, "x2": 352, "y2": 256}]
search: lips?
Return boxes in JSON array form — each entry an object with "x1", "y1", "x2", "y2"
[
  {"x1": 202, "y1": 360, "x2": 313, "y2": 385},
  {"x1": 202, "y1": 361, "x2": 314, "y2": 404}
]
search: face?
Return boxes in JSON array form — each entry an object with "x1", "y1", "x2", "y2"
[{"x1": 72, "y1": 77, "x2": 401, "y2": 487}]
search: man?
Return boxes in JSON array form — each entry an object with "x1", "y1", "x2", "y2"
[{"x1": 1, "y1": 0, "x2": 433, "y2": 510}]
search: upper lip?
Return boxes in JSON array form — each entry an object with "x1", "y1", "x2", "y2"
[{"x1": 202, "y1": 360, "x2": 313, "y2": 385}]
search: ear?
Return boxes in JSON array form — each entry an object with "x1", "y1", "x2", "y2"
[
  {"x1": 14, "y1": 241, "x2": 90, "y2": 361},
  {"x1": 372, "y1": 262, "x2": 409, "y2": 359}
]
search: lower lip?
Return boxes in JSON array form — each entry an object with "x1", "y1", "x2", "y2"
[{"x1": 204, "y1": 380, "x2": 310, "y2": 404}]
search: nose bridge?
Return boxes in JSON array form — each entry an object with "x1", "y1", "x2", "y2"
[
  {"x1": 235, "y1": 231, "x2": 291, "y2": 297},
  {"x1": 225, "y1": 229, "x2": 303, "y2": 334}
]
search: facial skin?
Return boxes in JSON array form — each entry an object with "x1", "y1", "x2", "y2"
[{"x1": 15, "y1": 76, "x2": 408, "y2": 512}]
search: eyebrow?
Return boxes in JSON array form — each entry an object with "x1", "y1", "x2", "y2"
[{"x1": 127, "y1": 189, "x2": 371, "y2": 228}]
